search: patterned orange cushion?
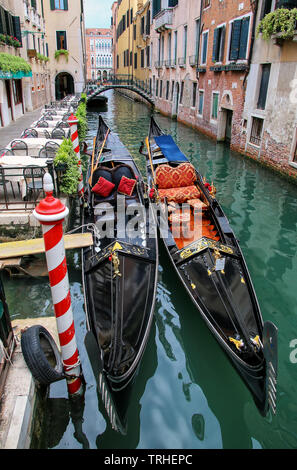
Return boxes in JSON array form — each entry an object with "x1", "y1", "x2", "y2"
[
  {"x1": 155, "y1": 163, "x2": 197, "y2": 189},
  {"x1": 158, "y1": 185, "x2": 201, "y2": 203}
]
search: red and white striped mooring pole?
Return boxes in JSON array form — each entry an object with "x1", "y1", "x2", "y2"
[
  {"x1": 68, "y1": 114, "x2": 84, "y2": 199},
  {"x1": 33, "y1": 174, "x2": 84, "y2": 398}
]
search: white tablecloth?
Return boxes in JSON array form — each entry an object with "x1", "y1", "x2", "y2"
[
  {"x1": 41, "y1": 109, "x2": 69, "y2": 116},
  {"x1": 8, "y1": 138, "x2": 61, "y2": 156},
  {"x1": 0, "y1": 155, "x2": 49, "y2": 198},
  {"x1": 31, "y1": 117, "x2": 62, "y2": 128},
  {"x1": 28, "y1": 128, "x2": 60, "y2": 138}
]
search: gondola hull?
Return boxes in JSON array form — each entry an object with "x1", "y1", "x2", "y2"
[
  {"x1": 142, "y1": 116, "x2": 277, "y2": 416},
  {"x1": 82, "y1": 116, "x2": 158, "y2": 432}
]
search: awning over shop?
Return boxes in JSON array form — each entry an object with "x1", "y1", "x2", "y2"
[
  {"x1": 0, "y1": 70, "x2": 32, "y2": 79},
  {"x1": 0, "y1": 53, "x2": 32, "y2": 80}
]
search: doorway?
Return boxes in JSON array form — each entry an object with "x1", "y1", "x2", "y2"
[
  {"x1": 55, "y1": 72, "x2": 74, "y2": 100},
  {"x1": 174, "y1": 82, "x2": 180, "y2": 117},
  {"x1": 225, "y1": 110, "x2": 233, "y2": 143}
]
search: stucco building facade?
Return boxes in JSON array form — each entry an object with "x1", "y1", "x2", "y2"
[
  {"x1": 240, "y1": 0, "x2": 297, "y2": 176},
  {"x1": 86, "y1": 28, "x2": 113, "y2": 83},
  {"x1": 42, "y1": 0, "x2": 86, "y2": 100},
  {"x1": 0, "y1": 0, "x2": 51, "y2": 127}
]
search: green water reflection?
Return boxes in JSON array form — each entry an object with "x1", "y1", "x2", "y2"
[{"x1": 3, "y1": 90, "x2": 297, "y2": 448}]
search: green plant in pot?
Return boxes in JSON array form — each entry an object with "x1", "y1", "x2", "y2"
[
  {"x1": 54, "y1": 49, "x2": 69, "y2": 62},
  {"x1": 75, "y1": 102, "x2": 88, "y2": 142},
  {"x1": 257, "y1": 8, "x2": 297, "y2": 40},
  {"x1": 54, "y1": 138, "x2": 80, "y2": 195}
]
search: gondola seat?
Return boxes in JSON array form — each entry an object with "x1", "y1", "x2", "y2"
[
  {"x1": 91, "y1": 163, "x2": 138, "y2": 204},
  {"x1": 156, "y1": 162, "x2": 201, "y2": 203}
]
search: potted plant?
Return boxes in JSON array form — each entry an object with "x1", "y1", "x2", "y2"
[
  {"x1": 257, "y1": 8, "x2": 297, "y2": 41},
  {"x1": 53, "y1": 138, "x2": 80, "y2": 195},
  {"x1": 54, "y1": 49, "x2": 69, "y2": 62}
]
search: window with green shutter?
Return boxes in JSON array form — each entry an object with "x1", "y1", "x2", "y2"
[
  {"x1": 211, "y1": 93, "x2": 219, "y2": 119},
  {"x1": 153, "y1": 0, "x2": 161, "y2": 18},
  {"x1": 0, "y1": 7, "x2": 6, "y2": 35},
  {"x1": 229, "y1": 17, "x2": 250, "y2": 61},
  {"x1": 12, "y1": 17, "x2": 22, "y2": 46},
  {"x1": 212, "y1": 25, "x2": 225, "y2": 62},
  {"x1": 257, "y1": 64, "x2": 271, "y2": 110},
  {"x1": 51, "y1": 0, "x2": 68, "y2": 10},
  {"x1": 31, "y1": 0, "x2": 37, "y2": 9},
  {"x1": 4, "y1": 10, "x2": 13, "y2": 37},
  {"x1": 201, "y1": 31, "x2": 208, "y2": 65},
  {"x1": 198, "y1": 90, "x2": 204, "y2": 115}
]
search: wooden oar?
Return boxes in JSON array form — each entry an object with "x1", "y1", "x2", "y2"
[
  {"x1": 93, "y1": 128, "x2": 110, "y2": 170},
  {"x1": 88, "y1": 136, "x2": 97, "y2": 185},
  {"x1": 88, "y1": 129, "x2": 109, "y2": 185},
  {"x1": 145, "y1": 136, "x2": 156, "y2": 188}
]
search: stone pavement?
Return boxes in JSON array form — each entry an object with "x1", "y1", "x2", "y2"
[
  {"x1": 0, "y1": 317, "x2": 59, "y2": 449},
  {"x1": 0, "y1": 107, "x2": 43, "y2": 148}
]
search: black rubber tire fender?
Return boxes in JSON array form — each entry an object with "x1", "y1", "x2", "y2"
[{"x1": 21, "y1": 324, "x2": 65, "y2": 385}]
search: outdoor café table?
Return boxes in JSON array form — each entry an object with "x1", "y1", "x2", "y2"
[
  {"x1": 41, "y1": 109, "x2": 69, "y2": 116},
  {"x1": 7, "y1": 138, "x2": 62, "y2": 156},
  {"x1": 31, "y1": 120, "x2": 62, "y2": 129},
  {"x1": 31, "y1": 117, "x2": 62, "y2": 127},
  {"x1": 0, "y1": 155, "x2": 49, "y2": 199},
  {"x1": 29, "y1": 128, "x2": 60, "y2": 138}
]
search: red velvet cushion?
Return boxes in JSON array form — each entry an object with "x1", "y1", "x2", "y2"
[
  {"x1": 92, "y1": 176, "x2": 115, "y2": 197},
  {"x1": 117, "y1": 175, "x2": 137, "y2": 196}
]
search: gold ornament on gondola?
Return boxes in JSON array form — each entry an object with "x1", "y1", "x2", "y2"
[
  {"x1": 210, "y1": 181, "x2": 217, "y2": 198},
  {"x1": 229, "y1": 336, "x2": 244, "y2": 351},
  {"x1": 111, "y1": 252, "x2": 121, "y2": 278}
]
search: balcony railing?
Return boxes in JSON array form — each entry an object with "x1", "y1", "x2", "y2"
[
  {"x1": 0, "y1": 162, "x2": 56, "y2": 212},
  {"x1": 155, "y1": 9, "x2": 173, "y2": 32},
  {"x1": 189, "y1": 55, "x2": 198, "y2": 66},
  {"x1": 178, "y1": 57, "x2": 186, "y2": 67}
]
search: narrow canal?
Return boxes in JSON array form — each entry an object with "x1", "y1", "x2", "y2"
[{"x1": 4, "y1": 89, "x2": 297, "y2": 449}]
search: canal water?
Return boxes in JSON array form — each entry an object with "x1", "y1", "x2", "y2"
[{"x1": 3, "y1": 89, "x2": 297, "y2": 449}]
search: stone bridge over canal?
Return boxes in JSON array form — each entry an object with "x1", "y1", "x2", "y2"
[{"x1": 87, "y1": 80, "x2": 155, "y2": 107}]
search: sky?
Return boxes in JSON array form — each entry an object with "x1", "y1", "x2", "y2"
[{"x1": 84, "y1": 0, "x2": 114, "y2": 29}]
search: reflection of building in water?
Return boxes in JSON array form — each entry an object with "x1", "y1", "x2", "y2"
[{"x1": 86, "y1": 28, "x2": 113, "y2": 82}]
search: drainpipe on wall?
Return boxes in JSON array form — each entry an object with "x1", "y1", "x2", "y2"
[
  {"x1": 196, "y1": 0, "x2": 204, "y2": 82},
  {"x1": 243, "y1": 0, "x2": 259, "y2": 88},
  {"x1": 128, "y1": 0, "x2": 131, "y2": 82}
]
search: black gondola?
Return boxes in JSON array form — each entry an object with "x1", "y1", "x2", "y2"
[
  {"x1": 82, "y1": 116, "x2": 158, "y2": 433},
  {"x1": 140, "y1": 116, "x2": 278, "y2": 416}
]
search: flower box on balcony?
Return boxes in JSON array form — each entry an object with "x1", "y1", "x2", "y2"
[
  {"x1": 271, "y1": 30, "x2": 297, "y2": 45},
  {"x1": 197, "y1": 66, "x2": 206, "y2": 73},
  {"x1": 55, "y1": 49, "x2": 69, "y2": 62},
  {"x1": 27, "y1": 49, "x2": 37, "y2": 59},
  {"x1": 210, "y1": 65, "x2": 224, "y2": 72},
  {"x1": 224, "y1": 63, "x2": 249, "y2": 72}
]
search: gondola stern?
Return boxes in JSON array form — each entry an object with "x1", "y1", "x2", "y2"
[
  {"x1": 262, "y1": 320, "x2": 278, "y2": 416},
  {"x1": 84, "y1": 330, "x2": 128, "y2": 434}
]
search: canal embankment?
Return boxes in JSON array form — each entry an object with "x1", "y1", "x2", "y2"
[
  {"x1": 0, "y1": 317, "x2": 58, "y2": 449},
  {"x1": 0, "y1": 95, "x2": 86, "y2": 449},
  {"x1": 114, "y1": 86, "x2": 297, "y2": 186}
]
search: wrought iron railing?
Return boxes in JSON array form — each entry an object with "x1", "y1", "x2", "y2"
[
  {"x1": 98, "y1": 76, "x2": 154, "y2": 97},
  {"x1": 0, "y1": 161, "x2": 58, "y2": 211}
]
